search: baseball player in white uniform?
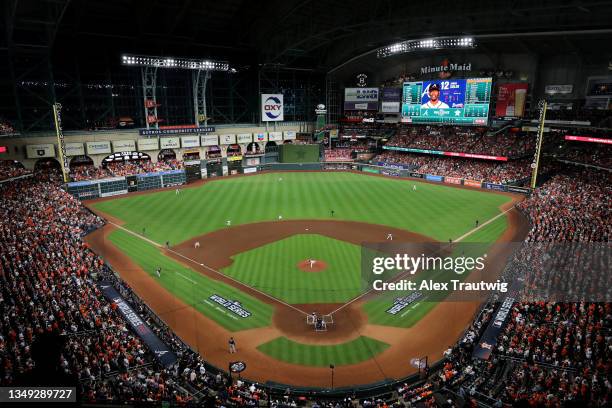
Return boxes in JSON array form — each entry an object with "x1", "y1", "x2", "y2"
[{"x1": 421, "y1": 83, "x2": 449, "y2": 109}]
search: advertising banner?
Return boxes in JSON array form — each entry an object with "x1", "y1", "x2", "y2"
[
  {"x1": 181, "y1": 136, "x2": 200, "y2": 148},
  {"x1": 112, "y1": 140, "x2": 136, "y2": 152},
  {"x1": 409, "y1": 172, "x2": 424, "y2": 179},
  {"x1": 245, "y1": 157, "x2": 260, "y2": 166},
  {"x1": 237, "y1": 133, "x2": 252, "y2": 144},
  {"x1": 565, "y1": 135, "x2": 612, "y2": 144},
  {"x1": 137, "y1": 138, "x2": 159, "y2": 151},
  {"x1": 483, "y1": 182, "x2": 507, "y2": 192},
  {"x1": 444, "y1": 176, "x2": 462, "y2": 185},
  {"x1": 507, "y1": 186, "x2": 531, "y2": 194},
  {"x1": 443, "y1": 152, "x2": 508, "y2": 161},
  {"x1": 261, "y1": 94, "x2": 284, "y2": 121},
  {"x1": 344, "y1": 87, "x2": 379, "y2": 111},
  {"x1": 86, "y1": 141, "x2": 111, "y2": 155},
  {"x1": 243, "y1": 167, "x2": 257, "y2": 174},
  {"x1": 160, "y1": 137, "x2": 180, "y2": 149},
  {"x1": 219, "y1": 134, "x2": 237, "y2": 145},
  {"x1": 464, "y1": 179, "x2": 483, "y2": 188},
  {"x1": 380, "y1": 88, "x2": 401, "y2": 113},
  {"x1": 139, "y1": 126, "x2": 214, "y2": 136},
  {"x1": 473, "y1": 297, "x2": 514, "y2": 360},
  {"x1": 268, "y1": 131, "x2": 283, "y2": 141},
  {"x1": 65, "y1": 142, "x2": 85, "y2": 156},
  {"x1": 98, "y1": 282, "x2": 177, "y2": 366},
  {"x1": 496, "y1": 83, "x2": 528, "y2": 117},
  {"x1": 201, "y1": 135, "x2": 219, "y2": 146},
  {"x1": 283, "y1": 131, "x2": 296, "y2": 140},
  {"x1": 227, "y1": 155, "x2": 243, "y2": 162},
  {"x1": 254, "y1": 132, "x2": 268, "y2": 143},
  {"x1": 545, "y1": 84, "x2": 573, "y2": 95},
  {"x1": 26, "y1": 144, "x2": 56, "y2": 159},
  {"x1": 425, "y1": 174, "x2": 444, "y2": 182},
  {"x1": 377, "y1": 161, "x2": 412, "y2": 170}
]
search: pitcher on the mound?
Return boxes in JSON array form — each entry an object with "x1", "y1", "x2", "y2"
[{"x1": 309, "y1": 259, "x2": 316, "y2": 268}]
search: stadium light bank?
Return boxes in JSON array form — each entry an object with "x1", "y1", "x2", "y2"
[
  {"x1": 377, "y1": 36, "x2": 475, "y2": 58},
  {"x1": 121, "y1": 54, "x2": 232, "y2": 72}
]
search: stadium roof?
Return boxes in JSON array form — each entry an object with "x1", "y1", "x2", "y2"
[{"x1": 2, "y1": 0, "x2": 612, "y2": 71}]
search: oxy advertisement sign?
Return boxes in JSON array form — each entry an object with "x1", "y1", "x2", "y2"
[{"x1": 261, "y1": 94, "x2": 284, "y2": 122}]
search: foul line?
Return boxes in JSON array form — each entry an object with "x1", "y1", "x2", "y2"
[
  {"x1": 327, "y1": 205, "x2": 517, "y2": 316},
  {"x1": 107, "y1": 221, "x2": 310, "y2": 316}
]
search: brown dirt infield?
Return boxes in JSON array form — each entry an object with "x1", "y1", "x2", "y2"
[
  {"x1": 297, "y1": 259, "x2": 328, "y2": 272},
  {"x1": 85, "y1": 172, "x2": 529, "y2": 388}
]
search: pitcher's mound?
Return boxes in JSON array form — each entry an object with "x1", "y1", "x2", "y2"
[{"x1": 297, "y1": 259, "x2": 328, "y2": 272}]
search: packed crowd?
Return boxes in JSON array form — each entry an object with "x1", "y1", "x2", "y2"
[
  {"x1": 561, "y1": 146, "x2": 612, "y2": 169},
  {"x1": 323, "y1": 148, "x2": 353, "y2": 161},
  {"x1": 0, "y1": 160, "x2": 31, "y2": 181},
  {"x1": 430, "y1": 166, "x2": 612, "y2": 407},
  {"x1": 0, "y1": 172, "x2": 286, "y2": 405},
  {"x1": 70, "y1": 159, "x2": 183, "y2": 181},
  {"x1": 517, "y1": 168, "x2": 611, "y2": 242},
  {"x1": 386, "y1": 125, "x2": 535, "y2": 157},
  {"x1": 376, "y1": 151, "x2": 531, "y2": 184}
]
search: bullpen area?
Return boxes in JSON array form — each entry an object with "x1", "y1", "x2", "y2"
[{"x1": 85, "y1": 171, "x2": 528, "y2": 387}]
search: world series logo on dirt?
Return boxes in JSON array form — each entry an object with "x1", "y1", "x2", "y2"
[{"x1": 208, "y1": 294, "x2": 251, "y2": 318}]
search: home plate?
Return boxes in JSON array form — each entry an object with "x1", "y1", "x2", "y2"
[
  {"x1": 305, "y1": 228, "x2": 309, "y2": 231},
  {"x1": 200, "y1": 263, "x2": 205, "y2": 266}
]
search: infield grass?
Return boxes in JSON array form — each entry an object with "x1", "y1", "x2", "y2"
[
  {"x1": 257, "y1": 336, "x2": 390, "y2": 367},
  {"x1": 221, "y1": 234, "x2": 363, "y2": 304}
]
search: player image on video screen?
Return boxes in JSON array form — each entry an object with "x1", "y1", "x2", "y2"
[{"x1": 421, "y1": 83, "x2": 450, "y2": 109}]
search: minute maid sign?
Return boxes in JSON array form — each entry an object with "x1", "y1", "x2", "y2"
[
  {"x1": 420, "y1": 59, "x2": 472, "y2": 77},
  {"x1": 261, "y1": 94, "x2": 284, "y2": 122}
]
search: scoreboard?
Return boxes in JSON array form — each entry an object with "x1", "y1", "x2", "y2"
[{"x1": 401, "y1": 78, "x2": 492, "y2": 125}]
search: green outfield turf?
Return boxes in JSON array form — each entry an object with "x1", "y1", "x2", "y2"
[
  {"x1": 256, "y1": 336, "x2": 390, "y2": 367},
  {"x1": 92, "y1": 172, "x2": 511, "y2": 245},
  {"x1": 362, "y1": 215, "x2": 509, "y2": 327},
  {"x1": 107, "y1": 228, "x2": 274, "y2": 331},
  {"x1": 221, "y1": 234, "x2": 363, "y2": 304}
]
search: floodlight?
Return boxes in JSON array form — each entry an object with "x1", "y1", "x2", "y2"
[
  {"x1": 121, "y1": 54, "x2": 230, "y2": 71},
  {"x1": 376, "y1": 36, "x2": 476, "y2": 58}
]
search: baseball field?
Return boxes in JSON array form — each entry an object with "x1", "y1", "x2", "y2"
[{"x1": 86, "y1": 171, "x2": 527, "y2": 387}]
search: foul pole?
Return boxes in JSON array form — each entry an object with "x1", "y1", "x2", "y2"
[{"x1": 530, "y1": 99, "x2": 547, "y2": 189}]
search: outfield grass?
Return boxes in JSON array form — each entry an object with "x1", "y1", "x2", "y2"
[
  {"x1": 257, "y1": 336, "x2": 390, "y2": 367},
  {"x1": 222, "y1": 234, "x2": 363, "y2": 304},
  {"x1": 92, "y1": 172, "x2": 511, "y2": 245},
  {"x1": 362, "y1": 215, "x2": 509, "y2": 327},
  {"x1": 107, "y1": 229, "x2": 274, "y2": 331}
]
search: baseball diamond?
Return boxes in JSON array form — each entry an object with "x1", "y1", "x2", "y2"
[{"x1": 84, "y1": 171, "x2": 528, "y2": 387}]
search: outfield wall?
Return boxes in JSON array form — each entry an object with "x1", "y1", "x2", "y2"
[{"x1": 67, "y1": 161, "x2": 530, "y2": 200}]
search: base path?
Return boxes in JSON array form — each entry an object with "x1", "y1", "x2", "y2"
[{"x1": 86, "y1": 194, "x2": 529, "y2": 388}]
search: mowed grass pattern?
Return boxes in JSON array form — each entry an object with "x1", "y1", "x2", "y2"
[
  {"x1": 222, "y1": 234, "x2": 363, "y2": 304},
  {"x1": 257, "y1": 336, "x2": 390, "y2": 367},
  {"x1": 363, "y1": 215, "x2": 510, "y2": 327},
  {"x1": 107, "y1": 229, "x2": 274, "y2": 331},
  {"x1": 92, "y1": 172, "x2": 511, "y2": 245}
]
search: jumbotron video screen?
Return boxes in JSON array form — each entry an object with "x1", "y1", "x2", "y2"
[{"x1": 401, "y1": 78, "x2": 492, "y2": 125}]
